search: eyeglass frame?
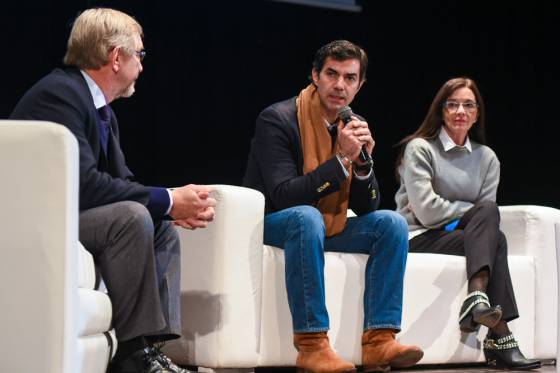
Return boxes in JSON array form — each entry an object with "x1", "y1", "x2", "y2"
[
  {"x1": 443, "y1": 100, "x2": 479, "y2": 113},
  {"x1": 133, "y1": 49, "x2": 146, "y2": 62}
]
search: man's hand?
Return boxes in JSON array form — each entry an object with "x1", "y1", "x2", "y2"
[
  {"x1": 173, "y1": 206, "x2": 215, "y2": 230},
  {"x1": 169, "y1": 184, "x2": 216, "y2": 229},
  {"x1": 337, "y1": 116, "x2": 375, "y2": 163}
]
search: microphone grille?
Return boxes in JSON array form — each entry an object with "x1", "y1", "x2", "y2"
[{"x1": 337, "y1": 106, "x2": 353, "y2": 121}]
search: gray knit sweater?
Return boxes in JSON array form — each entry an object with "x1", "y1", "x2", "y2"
[{"x1": 395, "y1": 135, "x2": 500, "y2": 234}]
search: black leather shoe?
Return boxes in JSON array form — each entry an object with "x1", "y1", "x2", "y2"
[
  {"x1": 484, "y1": 333, "x2": 541, "y2": 370},
  {"x1": 150, "y1": 344, "x2": 193, "y2": 373},
  {"x1": 459, "y1": 291, "x2": 502, "y2": 333},
  {"x1": 107, "y1": 346, "x2": 173, "y2": 372}
]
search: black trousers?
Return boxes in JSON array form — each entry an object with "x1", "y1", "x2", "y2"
[{"x1": 409, "y1": 201, "x2": 519, "y2": 322}]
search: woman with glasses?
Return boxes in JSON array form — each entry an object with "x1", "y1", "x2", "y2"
[{"x1": 394, "y1": 77, "x2": 540, "y2": 370}]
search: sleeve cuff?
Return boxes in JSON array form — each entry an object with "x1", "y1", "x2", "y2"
[
  {"x1": 353, "y1": 167, "x2": 372, "y2": 180},
  {"x1": 147, "y1": 187, "x2": 172, "y2": 220},
  {"x1": 165, "y1": 189, "x2": 173, "y2": 215},
  {"x1": 335, "y1": 154, "x2": 350, "y2": 178}
]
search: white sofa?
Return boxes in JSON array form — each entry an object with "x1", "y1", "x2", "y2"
[
  {"x1": 164, "y1": 184, "x2": 560, "y2": 371},
  {"x1": 0, "y1": 121, "x2": 116, "y2": 373}
]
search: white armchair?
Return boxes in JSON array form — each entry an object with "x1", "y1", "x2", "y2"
[
  {"x1": 163, "y1": 187, "x2": 560, "y2": 370},
  {"x1": 0, "y1": 121, "x2": 116, "y2": 373}
]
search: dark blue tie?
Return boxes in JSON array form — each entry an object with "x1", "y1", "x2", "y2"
[{"x1": 97, "y1": 105, "x2": 111, "y2": 154}]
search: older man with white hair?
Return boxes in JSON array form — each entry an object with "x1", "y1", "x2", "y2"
[{"x1": 10, "y1": 8, "x2": 212, "y2": 373}]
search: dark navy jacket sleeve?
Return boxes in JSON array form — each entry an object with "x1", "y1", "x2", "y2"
[
  {"x1": 10, "y1": 68, "x2": 169, "y2": 219},
  {"x1": 349, "y1": 170, "x2": 380, "y2": 215}
]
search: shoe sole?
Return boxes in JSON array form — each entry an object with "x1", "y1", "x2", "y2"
[
  {"x1": 485, "y1": 349, "x2": 542, "y2": 371},
  {"x1": 459, "y1": 318, "x2": 480, "y2": 333},
  {"x1": 473, "y1": 308, "x2": 502, "y2": 328},
  {"x1": 363, "y1": 349, "x2": 424, "y2": 372},
  {"x1": 390, "y1": 349, "x2": 424, "y2": 368},
  {"x1": 487, "y1": 358, "x2": 542, "y2": 371},
  {"x1": 296, "y1": 369, "x2": 357, "y2": 373},
  {"x1": 460, "y1": 308, "x2": 502, "y2": 333},
  {"x1": 362, "y1": 364, "x2": 390, "y2": 373}
]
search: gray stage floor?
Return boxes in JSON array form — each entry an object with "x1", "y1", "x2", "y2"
[
  {"x1": 250, "y1": 362, "x2": 556, "y2": 373},
  {"x1": 391, "y1": 364, "x2": 555, "y2": 372}
]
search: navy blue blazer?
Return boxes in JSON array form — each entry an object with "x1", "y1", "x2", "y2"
[
  {"x1": 243, "y1": 97, "x2": 380, "y2": 216},
  {"x1": 10, "y1": 67, "x2": 168, "y2": 217}
]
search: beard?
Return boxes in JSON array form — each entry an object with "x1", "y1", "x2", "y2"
[{"x1": 118, "y1": 81, "x2": 136, "y2": 99}]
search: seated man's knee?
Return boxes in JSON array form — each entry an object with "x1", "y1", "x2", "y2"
[
  {"x1": 114, "y1": 201, "x2": 154, "y2": 235},
  {"x1": 371, "y1": 210, "x2": 408, "y2": 236},
  {"x1": 287, "y1": 205, "x2": 325, "y2": 232},
  {"x1": 364, "y1": 211, "x2": 408, "y2": 257}
]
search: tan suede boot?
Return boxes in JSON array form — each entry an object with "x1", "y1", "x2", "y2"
[
  {"x1": 361, "y1": 329, "x2": 424, "y2": 372},
  {"x1": 293, "y1": 332, "x2": 356, "y2": 373}
]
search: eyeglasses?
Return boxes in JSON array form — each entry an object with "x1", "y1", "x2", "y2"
[
  {"x1": 134, "y1": 49, "x2": 146, "y2": 62},
  {"x1": 443, "y1": 101, "x2": 478, "y2": 113}
]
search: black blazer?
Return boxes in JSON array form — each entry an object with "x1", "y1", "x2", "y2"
[
  {"x1": 243, "y1": 97, "x2": 380, "y2": 216},
  {"x1": 10, "y1": 67, "x2": 152, "y2": 212}
]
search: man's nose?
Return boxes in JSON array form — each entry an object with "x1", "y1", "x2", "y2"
[{"x1": 334, "y1": 76, "x2": 344, "y2": 89}]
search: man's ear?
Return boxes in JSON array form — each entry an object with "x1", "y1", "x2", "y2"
[
  {"x1": 109, "y1": 47, "x2": 121, "y2": 73},
  {"x1": 311, "y1": 69, "x2": 319, "y2": 86}
]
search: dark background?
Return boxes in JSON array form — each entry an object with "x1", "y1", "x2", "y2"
[{"x1": 1, "y1": 1, "x2": 557, "y2": 209}]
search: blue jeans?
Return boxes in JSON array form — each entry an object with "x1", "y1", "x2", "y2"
[{"x1": 264, "y1": 205, "x2": 408, "y2": 333}]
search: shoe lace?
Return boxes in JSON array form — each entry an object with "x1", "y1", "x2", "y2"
[
  {"x1": 151, "y1": 343, "x2": 185, "y2": 372},
  {"x1": 140, "y1": 346, "x2": 169, "y2": 372}
]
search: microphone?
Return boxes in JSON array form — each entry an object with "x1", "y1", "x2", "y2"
[{"x1": 337, "y1": 106, "x2": 373, "y2": 167}]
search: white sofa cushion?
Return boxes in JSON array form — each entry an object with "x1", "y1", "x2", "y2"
[
  {"x1": 77, "y1": 288, "x2": 112, "y2": 337},
  {"x1": 0, "y1": 122, "x2": 80, "y2": 373},
  {"x1": 76, "y1": 330, "x2": 117, "y2": 373},
  {"x1": 500, "y1": 206, "x2": 560, "y2": 358},
  {"x1": 258, "y1": 247, "x2": 535, "y2": 366},
  {"x1": 400, "y1": 254, "x2": 535, "y2": 364},
  {"x1": 78, "y1": 242, "x2": 96, "y2": 290},
  {"x1": 163, "y1": 185, "x2": 559, "y2": 369},
  {"x1": 0, "y1": 121, "x2": 116, "y2": 373}
]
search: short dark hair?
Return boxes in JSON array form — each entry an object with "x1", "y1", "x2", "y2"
[{"x1": 312, "y1": 40, "x2": 368, "y2": 82}]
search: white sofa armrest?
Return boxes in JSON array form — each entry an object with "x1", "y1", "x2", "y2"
[
  {"x1": 0, "y1": 121, "x2": 80, "y2": 373},
  {"x1": 499, "y1": 205, "x2": 560, "y2": 358},
  {"x1": 172, "y1": 185, "x2": 265, "y2": 368},
  {"x1": 500, "y1": 205, "x2": 560, "y2": 256}
]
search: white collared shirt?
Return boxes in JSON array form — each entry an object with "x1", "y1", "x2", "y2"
[
  {"x1": 80, "y1": 70, "x2": 107, "y2": 110},
  {"x1": 80, "y1": 70, "x2": 173, "y2": 214},
  {"x1": 438, "y1": 127, "x2": 472, "y2": 153}
]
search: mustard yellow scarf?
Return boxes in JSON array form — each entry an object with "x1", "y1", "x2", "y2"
[{"x1": 296, "y1": 83, "x2": 351, "y2": 237}]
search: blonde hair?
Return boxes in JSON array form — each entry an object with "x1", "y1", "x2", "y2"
[{"x1": 63, "y1": 8, "x2": 143, "y2": 69}]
